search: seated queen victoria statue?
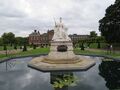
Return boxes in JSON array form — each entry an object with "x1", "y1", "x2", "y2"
[
  {"x1": 52, "y1": 17, "x2": 71, "y2": 41},
  {"x1": 46, "y1": 17, "x2": 77, "y2": 61}
]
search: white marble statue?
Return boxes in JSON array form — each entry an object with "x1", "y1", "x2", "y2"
[{"x1": 52, "y1": 17, "x2": 71, "y2": 41}]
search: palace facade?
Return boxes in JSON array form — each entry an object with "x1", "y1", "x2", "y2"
[
  {"x1": 29, "y1": 30, "x2": 54, "y2": 47},
  {"x1": 29, "y1": 30, "x2": 89, "y2": 47}
]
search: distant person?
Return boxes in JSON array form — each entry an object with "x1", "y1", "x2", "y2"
[{"x1": 110, "y1": 44, "x2": 113, "y2": 53}]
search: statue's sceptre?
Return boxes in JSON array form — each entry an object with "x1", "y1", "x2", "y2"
[{"x1": 53, "y1": 18, "x2": 57, "y2": 27}]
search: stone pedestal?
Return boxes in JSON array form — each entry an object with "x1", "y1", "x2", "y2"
[{"x1": 44, "y1": 41, "x2": 79, "y2": 63}]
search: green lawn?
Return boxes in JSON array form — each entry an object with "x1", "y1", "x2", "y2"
[
  {"x1": 74, "y1": 48, "x2": 120, "y2": 59},
  {"x1": 0, "y1": 48, "x2": 50, "y2": 60},
  {"x1": 0, "y1": 47, "x2": 120, "y2": 61},
  {"x1": 15, "y1": 48, "x2": 49, "y2": 56},
  {"x1": 0, "y1": 45, "x2": 31, "y2": 51},
  {"x1": 0, "y1": 46, "x2": 14, "y2": 50}
]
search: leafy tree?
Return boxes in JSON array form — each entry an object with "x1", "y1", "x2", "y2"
[
  {"x1": 0, "y1": 37, "x2": 3, "y2": 46},
  {"x1": 20, "y1": 46, "x2": 22, "y2": 49},
  {"x1": 7, "y1": 32, "x2": 15, "y2": 46},
  {"x1": 33, "y1": 44, "x2": 36, "y2": 49},
  {"x1": 2, "y1": 32, "x2": 15, "y2": 46},
  {"x1": 97, "y1": 42, "x2": 101, "y2": 49},
  {"x1": 22, "y1": 37, "x2": 29, "y2": 45},
  {"x1": 96, "y1": 36, "x2": 106, "y2": 49},
  {"x1": 2, "y1": 33, "x2": 9, "y2": 44},
  {"x1": 81, "y1": 43, "x2": 85, "y2": 50},
  {"x1": 3, "y1": 44, "x2": 7, "y2": 50},
  {"x1": 15, "y1": 37, "x2": 26, "y2": 46},
  {"x1": 90, "y1": 31, "x2": 97, "y2": 38},
  {"x1": 99, "y1": 0, "x2": 120, "y2": 43},
  {"x1": 99, "y1": 60, "x2": 120, "y2": 89},
  {"x1": 96, "y1": 36, "x2": 105, "y2": 43},
  {"x1": 23, "y1": 44, "x2": 27, "y2": 52},
  {"x1": 14, "y1": 44, "x2": 17, "y2": 50},
  {"x1": 89, "y1": 31, "x2": 98, "y2": 46}
]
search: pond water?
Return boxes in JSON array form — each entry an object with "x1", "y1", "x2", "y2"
[{"x1": 0, "y1": 56, "x2": 120, "y2": 90}]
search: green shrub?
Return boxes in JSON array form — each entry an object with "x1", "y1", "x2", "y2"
[{"x1": 23, "y1": 44, "x2": 27, "y2": 51}]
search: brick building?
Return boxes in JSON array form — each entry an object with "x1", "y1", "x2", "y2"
[
  {"x1": 69, "y1": 34, "x2": 89, "y2": 43},
  {"x1": 29, "y1": 30, "x2": 89, "y2": 47},
  {"x1": 29, "y1": 30, "x2": 54, "y2": 47}
]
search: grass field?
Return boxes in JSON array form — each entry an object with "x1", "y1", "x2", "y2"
[
  {"x1": 0, "y1": 43, "x2": 107, "y2": 51},
  {"x1": 0, "y1": 47, "x2": 120, "y2": 61},
  {"x1": 0, "y1": 46, "x2": 14, "y2": 50},
  {"x1": 0, "y1": 48, "x2": 50, "y2": 60},
  {"x1": 74, "y1": 48, "x2": 120, "y2": 59},
  {"x1": 0, "y1": 45, "x2": 31, "y2": 51}
]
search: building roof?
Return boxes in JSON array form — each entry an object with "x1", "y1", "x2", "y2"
[{"x1": 29, "y1": 30, "x2": 40, "y2": 36}]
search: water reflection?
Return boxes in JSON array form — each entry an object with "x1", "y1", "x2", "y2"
[
  {"x1": 5, "y1": 60, "x2": 16, "y2": 71},
  {"x1": 99, "y1": 60, "x2": 120, "y2": 90},
  {"x1": 0, "y1": 58, "x2": 31, "y2": 72},
  {"x1": 50, "y1": 72, "x2": 78, "y2": 90},
  {"x1": 1, "y1": 57, "x2": 120, "y2": 90}
]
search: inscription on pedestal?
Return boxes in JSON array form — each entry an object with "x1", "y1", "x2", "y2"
[{"x1": 57, "y1": 45, "x2": 68, "y2": 52}]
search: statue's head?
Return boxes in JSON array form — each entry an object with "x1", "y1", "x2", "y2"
[
  {"x1": 60, "y1": 17, "x2": 62, "y2": 23},
  {"x1": 54, "y1": 17, "x2": 65, "y2": 29}
]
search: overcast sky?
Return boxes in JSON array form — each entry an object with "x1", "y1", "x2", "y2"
[{"x1": 0, "y1": 0, "x2": 115, "y2": 37}]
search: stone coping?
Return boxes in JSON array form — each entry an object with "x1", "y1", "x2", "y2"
[
  {"x1": 28, "y1": 62, "x2": 95, "y2": 72},
  {"x1": 28, "y1": 56, "x2": 96, "y2": 72},
  {"x1": 0, "y1": 54, "x2": 46, "y2": 63}
]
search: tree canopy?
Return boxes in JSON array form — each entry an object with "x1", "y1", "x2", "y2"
[
  {"x1": 15, "y1": 37, "x2": 28, "y2": 45},
  {"x1": 90, "y1": 31, "x2": 97, "y2": 38},
  {"x1": 0, "y1": 37, "x2": 3, "y2": 45},
  {"x1": 1, "y1": 32, "x2": 28, "y2": 46},
  {"x1": 2, "y1": 32, "x2": 15, "y2": 45},
  {"x1": 99, "y1": 0, "x2": 120, "y2": 43}
]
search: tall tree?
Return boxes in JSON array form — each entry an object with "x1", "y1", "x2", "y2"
[
  {"x1": 7, "y1": 32, "x2": 15, "y2": 46},
  {"x1": 2, "y1": 32, "x2": 15, "y2": 45},
  {"x1": 2, "y1": 33, "x2": 9, "y2": 44},
  {"x1": 90, "y1": 31, "x2": 97, "y2": 38},
  {"x1": 99, "y1": 0, "x2": 120, "y2": 43},
  {"x1": 0, "y1": 37, "x2": 3, "y2": 46},
  {"x1": 15, "y1": 37, "x2": 28, "y2": 46}
]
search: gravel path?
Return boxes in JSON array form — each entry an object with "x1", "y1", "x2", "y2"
[
  {"x1": 0, "y1": 49, "x2": 22, "y2": 54},
  {"x1": 0, "y1": 48, "x2": 33, "y2": 55}
]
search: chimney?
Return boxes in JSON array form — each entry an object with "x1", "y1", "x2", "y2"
[
  {"x1": 34, "y1": 30, "x2": 37, "y2": 32},
  {"x1": 38, "y1": 31, "x2": 40, "y2": 34}
]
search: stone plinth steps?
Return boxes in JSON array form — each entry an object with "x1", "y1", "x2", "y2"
[{"x1": 28, "y1": 41, "x2": 95, "y2": 72}]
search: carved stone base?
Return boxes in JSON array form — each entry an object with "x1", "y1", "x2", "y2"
[
  {"x1": 42, "y1": 56, "x2": 80, "y2": 64},
  {"x1": 47, "y1": 41, "x2": 78, "y2": 61},
  {"x1": 28, "y1": 55, "x2": 95, "y2": 72}
]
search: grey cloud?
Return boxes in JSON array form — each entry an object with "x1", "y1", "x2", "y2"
[
  {"x1": 0, "y1": 10, "x2": 27, "y2": 18},
  {"x1": 0, "y1": 0, "x2": 28, "y2": 18},
  {"x1": 0, "y1": 0, "x2": 115, "y2": 37}
]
